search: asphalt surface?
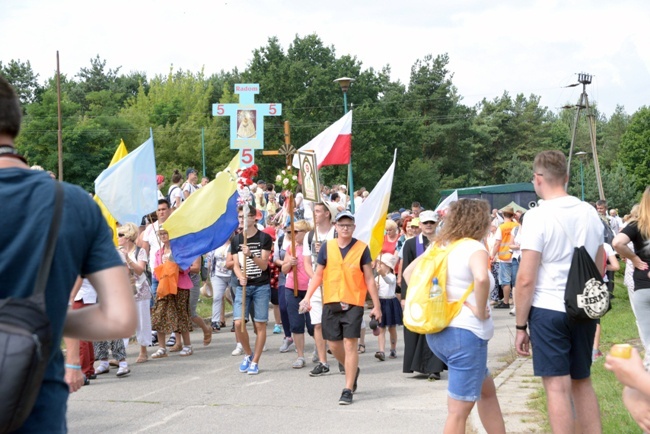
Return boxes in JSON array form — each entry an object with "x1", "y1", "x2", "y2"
[{"x1": 67, "y1": 308, "x2": 518, "y2": 434}]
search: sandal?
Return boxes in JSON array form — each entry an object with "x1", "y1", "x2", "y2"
[
  {"x1": 151, "y1": 348, "x2": 168, "y2": 359},
  {"x1": 204, "y1": 329, "x2": 212, "y2": 346},
  {"x1": 375, "y1": 351, "x2": 385, "y2": 361},
  {"x1": 179, "y1": 346, "x2": 193, "y2": 356},
  {"x1": 136, "y1": 354, "x2": 148, "y2": 363},
  {"x1": 169, "y1": 341, "x2": 183, "y2": 352},
  {"x1": 357, "y1": 344, "x2": 366, "y2": 354}
]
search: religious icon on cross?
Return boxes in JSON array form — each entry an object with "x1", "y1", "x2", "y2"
[{"x1": 213, "y1": 83, "x2": 282, "y2": 168}]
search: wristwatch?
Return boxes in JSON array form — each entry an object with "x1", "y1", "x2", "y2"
[{"x1": 515, "y1": 324, "x2": 527, "y2": 331}]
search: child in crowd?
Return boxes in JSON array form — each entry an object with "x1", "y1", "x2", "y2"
[{"x1": 374, "y1": 253, "x2": 403, "y2": 361}]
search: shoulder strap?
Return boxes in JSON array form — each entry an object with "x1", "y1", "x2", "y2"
[{"x1": 34, "y1": 182, "x2": 64, "y2": 297}]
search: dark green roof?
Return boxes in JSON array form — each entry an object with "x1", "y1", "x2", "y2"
[{"x1": 440, "y1": 182, "x2": 535, "y2": 196}]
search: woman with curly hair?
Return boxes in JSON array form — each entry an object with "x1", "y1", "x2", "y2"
[{"x1": 406, "y1": 199, "x2": 505, "y2": 434}]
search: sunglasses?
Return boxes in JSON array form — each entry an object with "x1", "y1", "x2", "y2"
[
  {"x1": 286, "y1": 230, "x2": 305, "y2": 234},
  {"x1": 118, "y1": 233, "x2": 126, "y2": 237}
]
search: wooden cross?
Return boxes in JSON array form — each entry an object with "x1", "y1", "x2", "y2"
[{"x1": 262, "y1": 121, "x2": 300, "y2": 295}]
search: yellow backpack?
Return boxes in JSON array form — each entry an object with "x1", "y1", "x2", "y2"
[{"x1": 403, "y1": 239, "x2": 475, "y2": 334}]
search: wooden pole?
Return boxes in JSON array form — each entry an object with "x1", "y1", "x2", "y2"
[
  {"x1": 241, "y1": 211, "x2": 248, "y2": 333},
  {"x1": 56, "y1": 51, "x2": 63, "y2": 181},
  {"x1": 289, "y1": 192, "x2": 298, "y2": 296}
]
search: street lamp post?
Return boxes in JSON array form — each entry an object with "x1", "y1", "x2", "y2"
[
  {"x1": 575, "y1": 151, "x2": 587, "y2": 201},
  {"x1": 334, "y1": 77, "x2": 355, "y2": 213}
]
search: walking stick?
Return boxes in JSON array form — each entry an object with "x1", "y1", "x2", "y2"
[
  {"x1": 241, "y1": 207, "x2": 248, "y2": 333},
  {"x1": 289, "y1": 192, "x2": 298, "y2": 296}
]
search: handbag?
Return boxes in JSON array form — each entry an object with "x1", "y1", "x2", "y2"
[
  {"x1": 154, "y1": 261, "x2": 179, "y2": 299},
  {"x1": 0, "y1": 182, "x2": 62, "y2": 433},
  {"x1": 553, "y1": 216, "x2": 610, "y2": 321}
]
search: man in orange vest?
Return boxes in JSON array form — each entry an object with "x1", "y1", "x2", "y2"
[
  {"x1": 490, "y1": 206, "x2": 520, "y2": 309},
  {"x1": 301, "y1": 211, "x2": 382, "y2": 405}
]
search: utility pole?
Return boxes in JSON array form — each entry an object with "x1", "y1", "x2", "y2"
[{"x1": 565, "y1": 73, "x2": 605, "y2": 200}]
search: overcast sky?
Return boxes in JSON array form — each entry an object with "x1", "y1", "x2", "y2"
[{"x1": 2, "y1": 0, "x2": 648, "y2": 116}]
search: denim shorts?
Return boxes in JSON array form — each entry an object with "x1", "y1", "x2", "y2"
[
  {"x1": 426, "y1": 327, "x2": 489, "y2": 402},
  {"x1": 498, "y1": 261, "x2": 513, "y2": 286},
  {"x1": 529, "y1": 306, "x2": 596, "y2": 379},
  {"x1": 233, "y1": 284, "x2": 271, "y2": 323}
]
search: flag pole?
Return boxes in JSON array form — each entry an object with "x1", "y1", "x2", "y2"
[
  {"x1": 201, "y1": 127, "x2": 206, "y2": 178},
  {"x1": 56, "y1": 51, "x2": 63, "y2": 181}
]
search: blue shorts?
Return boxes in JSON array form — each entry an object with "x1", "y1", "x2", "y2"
[
  {"x1": 233, "y1": 284, "x2": 271, "y2": 323},
  {"x1": 285, "y1": 288, "x2": 314, "y2": 336},
  {"x1": 426, "y1": 327, "x2": 489, "y2": 402},
  {"x1": 528, "y1": 306, "x2": 596, "y2": 379},
  {"x1": 498, "y1": 262, "x2": 513, "y2": 286}
]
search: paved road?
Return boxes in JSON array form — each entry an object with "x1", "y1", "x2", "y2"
[{"x1": 68, "y1": 309, "x2": 517, "y2": 434}]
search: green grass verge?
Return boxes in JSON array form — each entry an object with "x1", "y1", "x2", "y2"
[
  {"x1": 528, "y1": 271, "x2": 641, "y2": 432},
  {"x1": 195, "y1": 293, "x2": 232, "y2": 322}
]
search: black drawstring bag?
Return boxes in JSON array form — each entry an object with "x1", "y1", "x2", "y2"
[
  {"x1": 0, "y1": 182, "x2": 62, "y2": 433},
  {"x1": 564, "y1": 245, "x2": 611, "y2": 321}
]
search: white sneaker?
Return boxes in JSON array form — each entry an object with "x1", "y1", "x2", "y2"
[
  {"x1": 263, "y1": 345, "x2": 268, "y2": 352},
  {"x1": 509, "y1": 307, "x2": 516, "y2": 316},
  {"x1": 231, "y1": 343, "x2": 243, "y2": 356}
]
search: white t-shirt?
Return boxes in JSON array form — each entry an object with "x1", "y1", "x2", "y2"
[
  {"x1": 183, "y1": 182, "x2": 198, "y2": 197},
  {"x1": 303, "y1": 226, "x2": 337, "y2": 258},
  {"x1": 378, "y1": 273, "x2": 397, "y2": 298},
  {"x1": 144, "y1": 221, "x2": 162, "y2": 268},
  {"x1": 74, "y1": 278, "x2": 97, "y2": 304},
  {"x1": 520, "y1": 195, "x2": 603, "y2": 313},
  {"x1": 445, "y1": 239, "x2": 494, "y2": 340},
  {"x1": 168, "y1": 185, "x2": 183, "y2": 208}
]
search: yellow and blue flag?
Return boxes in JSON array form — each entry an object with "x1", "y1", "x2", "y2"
[{"x1": 163, "y1": 155, "x2": 240, "y2": 269}]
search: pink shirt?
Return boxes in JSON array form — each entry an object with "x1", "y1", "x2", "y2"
[
  {"x1": 155, "y1": 248, "x2": 192, "y2": 290},
  {"x1": 285, "y1": 244, "x2": 310, "y2": 291}
]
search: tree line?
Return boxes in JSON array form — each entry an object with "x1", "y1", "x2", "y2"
[{"x1": 2, "y1": 34, "x2": 648, "y2": 213}]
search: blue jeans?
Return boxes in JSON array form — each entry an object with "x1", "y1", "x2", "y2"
[
  {"x1": 233, "y1": 284, "x2": 271, "y2": 323},
  {"x1": 150, "y1": 277, "x2": 159, "y2": 308},
  {"x1": 511, "y1": 258, "x2": 520, "y2": 287},
  {"x1": 426, "y1": 327, "x2": 489, "y2": 402}
]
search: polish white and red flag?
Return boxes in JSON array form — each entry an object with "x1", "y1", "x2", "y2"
[{"x1": 292, "y1": 110, "x2": 352, "y2": 168}]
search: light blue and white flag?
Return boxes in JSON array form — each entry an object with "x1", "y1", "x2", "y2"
[{"x1": 94, "y1": 137, "x2": 157, "y2": 225}]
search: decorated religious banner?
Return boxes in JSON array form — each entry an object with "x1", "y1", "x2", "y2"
[
  {"x1": 298, "y1": 151, "x2": 320, "y2": 202},
  {"x1": 212, "y1": 84, "x2": 282, "y2": 168}
]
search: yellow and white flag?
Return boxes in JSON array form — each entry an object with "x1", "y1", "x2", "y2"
[{"x1": 353, "y1": 150, "x2": 397, "y2": 259}]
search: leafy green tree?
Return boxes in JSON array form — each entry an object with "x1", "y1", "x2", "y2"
[
  {"x1": 0, "y1": 59, "x2": 43, "y2": 105},
  {"x1": 619, "y1": 106, "x2": 650, "y2": 191},
  {"x1": 472, "y1": 92, "x2": 554, "y2": 184},
  {"x1": 120, "y1": 68, "x2": 229, "y2": 181},
  {"x1": 599, "y1": 105, "x2": 630, "y2": 169}
]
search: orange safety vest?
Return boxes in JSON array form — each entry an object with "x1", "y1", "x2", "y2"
[
  {"x1": 323, "y1": 239, "x2": 368, "y2": 306},
  {"x1": 497, "y1": 221, "x2": 519, "y2": 261}
]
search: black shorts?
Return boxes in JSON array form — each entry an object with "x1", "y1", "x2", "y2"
[{"x1": 321, "y1": 303, "x2": 364, "y2": 341}]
